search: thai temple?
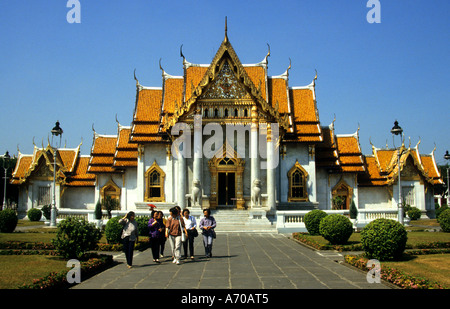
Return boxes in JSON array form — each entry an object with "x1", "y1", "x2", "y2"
[{"x1": 10, "y1": 26, "x2": 444, "y2": 232}]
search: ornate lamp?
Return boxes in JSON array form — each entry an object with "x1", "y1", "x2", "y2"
[
  {"x1": 391, "y1": 120, "x2": 404, "y2": 225},
  {"x1": 445, "y1": 150, "x2": 450, "y2": 207},
  {"x1": 50, "y1": 121, "x2": 63, "y2": 227},
  {"x1": 2, "y1": 151, "x2": 10, "y2": 210}
]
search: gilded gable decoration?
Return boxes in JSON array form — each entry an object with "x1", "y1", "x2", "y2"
[{"x1": 199, "y1": 61, "x2": 251, "y2": 100}]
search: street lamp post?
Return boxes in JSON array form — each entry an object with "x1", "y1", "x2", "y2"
[
  {"x1": 2, "y1": 151, "x2": 10, "y2": 211},
  {"x1": 50, "y1": 121, "x2": 63, "y2": 227},
  {"x1": 445, "y1": 150, "x2": 450, "y2": 207},
  {"x1": 391, "y1": 120, "x2": 404, "y2": 225}
]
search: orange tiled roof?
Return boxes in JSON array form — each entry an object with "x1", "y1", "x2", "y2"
[
  {"x1": 10, "y1": 154, "x2": 33, "y2": 185},
  {"x1": 114, "y1": 126, "x2": 138, "y2": 168},
  {"x1": 88, "y1": 134, "x2": 118, "y2": 173},
  {"x1": 11, "y1": 145, "x2": 95, "y2": 187},
  {"x1": 287, "y1": 88, "x2": 322, "y2": 142},
  {"x1": 358, "y1": 145, "x2": 444, "y2": 186},
  {"x1": 65, "y1": 156, "x2": 95, "y2": 187},
  {"x1": 163, "y1": 77, "x2": 184, "y2": 114},
  {"x1": 184, "y1": 66, "x2": 208, "y2": 101},
  {"x1": 358, "y1": 156, "x2": 388, "y2": 186},
  {"x1": 336, "y1": 136, "x2": 365, "y2": 173},
  {"x1": 130, "y1": 88, "x2": 165, "y2": 143},
  {"x1": 268, "y1": 77, "x2": 289, "y2": 114},
  {"x1": 316, "y1": 127, "x2": 339, "y2": 168},
  {"x1": 420, "y1": 155, "x2": 444, "y2": 185},
  {"x1": 244, "y1": 66, "x2": 266, "y2": 100}
]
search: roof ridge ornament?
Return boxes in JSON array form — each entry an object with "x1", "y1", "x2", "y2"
[{"x1": 224, "y1": 16, "x2": 228, "y2": 43}]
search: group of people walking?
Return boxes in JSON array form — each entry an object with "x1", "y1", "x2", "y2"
[{"x1": 118, "y1": 207, "x2": 216, "y2": 268}]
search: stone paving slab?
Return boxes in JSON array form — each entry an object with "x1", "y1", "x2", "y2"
[{"x1": 72, "y1": 233, "x2": 391, "y2": 290}]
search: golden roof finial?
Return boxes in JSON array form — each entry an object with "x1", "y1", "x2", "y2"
[
  {"x1": 180, "y1": 44, "x2": 185, "y2": 60},
  {"x1": 264, "y1": 43, "x2": 271, "y2": 63},
  {"x1": 133, "y1": 68, "x2": 138, "y2": 85},
  {"x1": 224, "y1": 16, "x2": 228, "y2": 42}
]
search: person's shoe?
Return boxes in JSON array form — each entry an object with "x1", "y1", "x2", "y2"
[
  {"x1": 172, "y1": 258, "x2": 177, "y2": 264},
  {"x1": 176, "y1": 259, "x2": 180, "y2": 265},
  {"x1": 127, "y1": 265, "x2": 132, "y2": 269},
  {"x1": 190, "y1": 256, "x2": 194, "y2": 260}
]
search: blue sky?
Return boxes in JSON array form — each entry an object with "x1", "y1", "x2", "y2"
[{"x1": 0, "y1": 1, "x2": 449, "y2": 165}]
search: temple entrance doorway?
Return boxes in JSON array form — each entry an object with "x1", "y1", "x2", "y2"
[
  {"x1": 208, "y1": 142, "x2": 245, "y2": 209},
  {"x1": 218, "y1": 172, "x2": 236, "y2": 206}
]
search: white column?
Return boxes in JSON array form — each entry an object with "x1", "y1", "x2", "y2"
[
  {"x1": 267, "y1": 123, "x2": 276, "y2": 212},
  {"x1": 308, "y1": 145, "x2": 317, "y2": 203},
  {"x1": 192, "y1": 114, "x2": 203, "y2": 208},
  {"x1": 121, "y1": 174, "x2": 127, "y2": 211},
  {"x1": 137, "y1": 145, "x2": 145, "y2": 201},
  {"x1": 166, "y1": 145, "x2": 174, "y2": 203},
  {"x1": 250, "y1": 106, "x2": 260, "y2": 208},
  {"x1": 178, "y1": 153, "x2": 186, "y2": 208},
  {"x1": 27, "y1": 184, "x2": 33, "y2": 211}
]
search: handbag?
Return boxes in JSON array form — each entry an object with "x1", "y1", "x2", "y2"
[
  {"x1": 179, "y1": 217, "x2": 186, "y2": 242},
  {"x1": 191, "y1": 228, "x2": 198, "y2": 238}
]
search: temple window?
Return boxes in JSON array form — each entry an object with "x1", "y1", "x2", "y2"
[
  {"x1": 214, "y1": 108, "x2": 219, "y2": 117},
  {"x1": 145, "y1": 161, "x2": 165, "y2": 202},
  {"x1": 204, "y1": 108, "x2": 209, "y2": 118},
  {"x1": 244, "y1": 108, "x2": 248, "y2": 117},
  {"x1": 234, "y1": 108, "x2": 238, "y2": 117},
  {"x1": 224, "y1": 108, "x2": 228, "y2": 117},
  {"x1": 287, "y1": 161, "x2": 308, "y2": 202},
  {"x1": 331, "y1": 179, "x2": 353, "y2": 210},
  {"x1": 38, "y1": 186, "x2": 51, "y2": 206},
  {"x1": 100, "y1": 179, "x2": 121, "y2": 208}
]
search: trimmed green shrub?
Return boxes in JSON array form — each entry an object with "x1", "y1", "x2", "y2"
[
  {"x1": 438, "y1": 209, "x2": 450, "y2": 233},
  {"x1": 407, "y1": 207, "x2": 421, "y2": 221},
  {"x1": 304, "y1": 209, "x2": 327, "y2": 235},
  {"x1": 361, "y1": 218, "x2": 407, "y2": 261},
  {"x1": 52, "y1": 217, "x2": 102, "y2": 259},
  {"x1": 105, "y1": 216, "x2": 123, "y2": 244},
  {"x1": 94, "y1": 200, "x2": 102, "y2": 220},
  {"x1": 349, "y1": 200, "x2": 358, "y2": 220},
  {"x1": 0, "y1": 209, "x2": 18, "y2": 233},
  {"x1": 41, "y1": 205, "x2": 51, "y2": 220},
  {"x1": 319, "y1": 214, "x2": 353, "y2": 245},
  {"x1": 136, "y1": 216, "x2": 150, "y2": 236},
  {"x1": 27, "y1": 208, "x2": 42, "y2": 222},
  {"x1": 436, "y1": 204, "x2": 448, "y2": 222}
]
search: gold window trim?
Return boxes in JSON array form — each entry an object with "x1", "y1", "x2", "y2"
[
  {"x1": 287, "y1": 160, "x2": 309, "y2": 202},
  {"x1": 145, "y1": 161, "x2": 165, "y2": 202},
  {"x1": 331, "y1": 178, "x2": 353, "y2": 210},
  {"x1": 100, "y1": 179, "x2": 121, "y2": 202}
]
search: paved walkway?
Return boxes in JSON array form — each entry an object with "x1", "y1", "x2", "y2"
[{"x1": 72, "y1": 233, "x2": 391, "y2": 289}]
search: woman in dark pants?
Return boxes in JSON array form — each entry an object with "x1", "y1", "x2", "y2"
[
  {"x1": 199, "y1": 208, "x2": 216, "y2": 258},
  {"x1": 148, "y1": 210, "x2": 163, "y2": 263},
  {"x1": 119, "y1": 211, "x2": 139, "y2": 268},
  {"x1": 182, "y1": 208, "x2": 197, "y2": 259},
  {"x1": 157, "y1": 211, "x2": 166, "y2": 258}
]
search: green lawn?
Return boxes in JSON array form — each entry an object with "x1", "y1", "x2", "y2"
[
  {"x1": 382, "y1": 254, "x2": 450, "y2": 288},
  {"x1": 0, "y1": 255, "x2": 68, "y2": 289},
  {"x1": 298, "y1": 230, "x2": 450, "y2": 248}
]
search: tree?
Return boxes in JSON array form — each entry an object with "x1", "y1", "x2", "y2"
[{"x1": 102, "y1": 196, "x2": 119, "y2": 219}]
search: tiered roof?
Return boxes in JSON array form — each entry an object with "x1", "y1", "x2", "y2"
[
  {"x1": 315, "y1": 124, "x2": 365, "y2": 173},
  {"x1": 11, "y1": 28, "x2": 443, "y2": 190},
  {"x1": 129, "y1": 31, "x2": 320, "y2": 144},
  {"x1": 358, "y1": 142, "x2": 443, "y2": 187},
  {"x1": 11, "y1": 143, "x2": 94, "y2": 187},
  {"x1": 88, "y1": 124, "x2": 138, "y2": 173}
]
